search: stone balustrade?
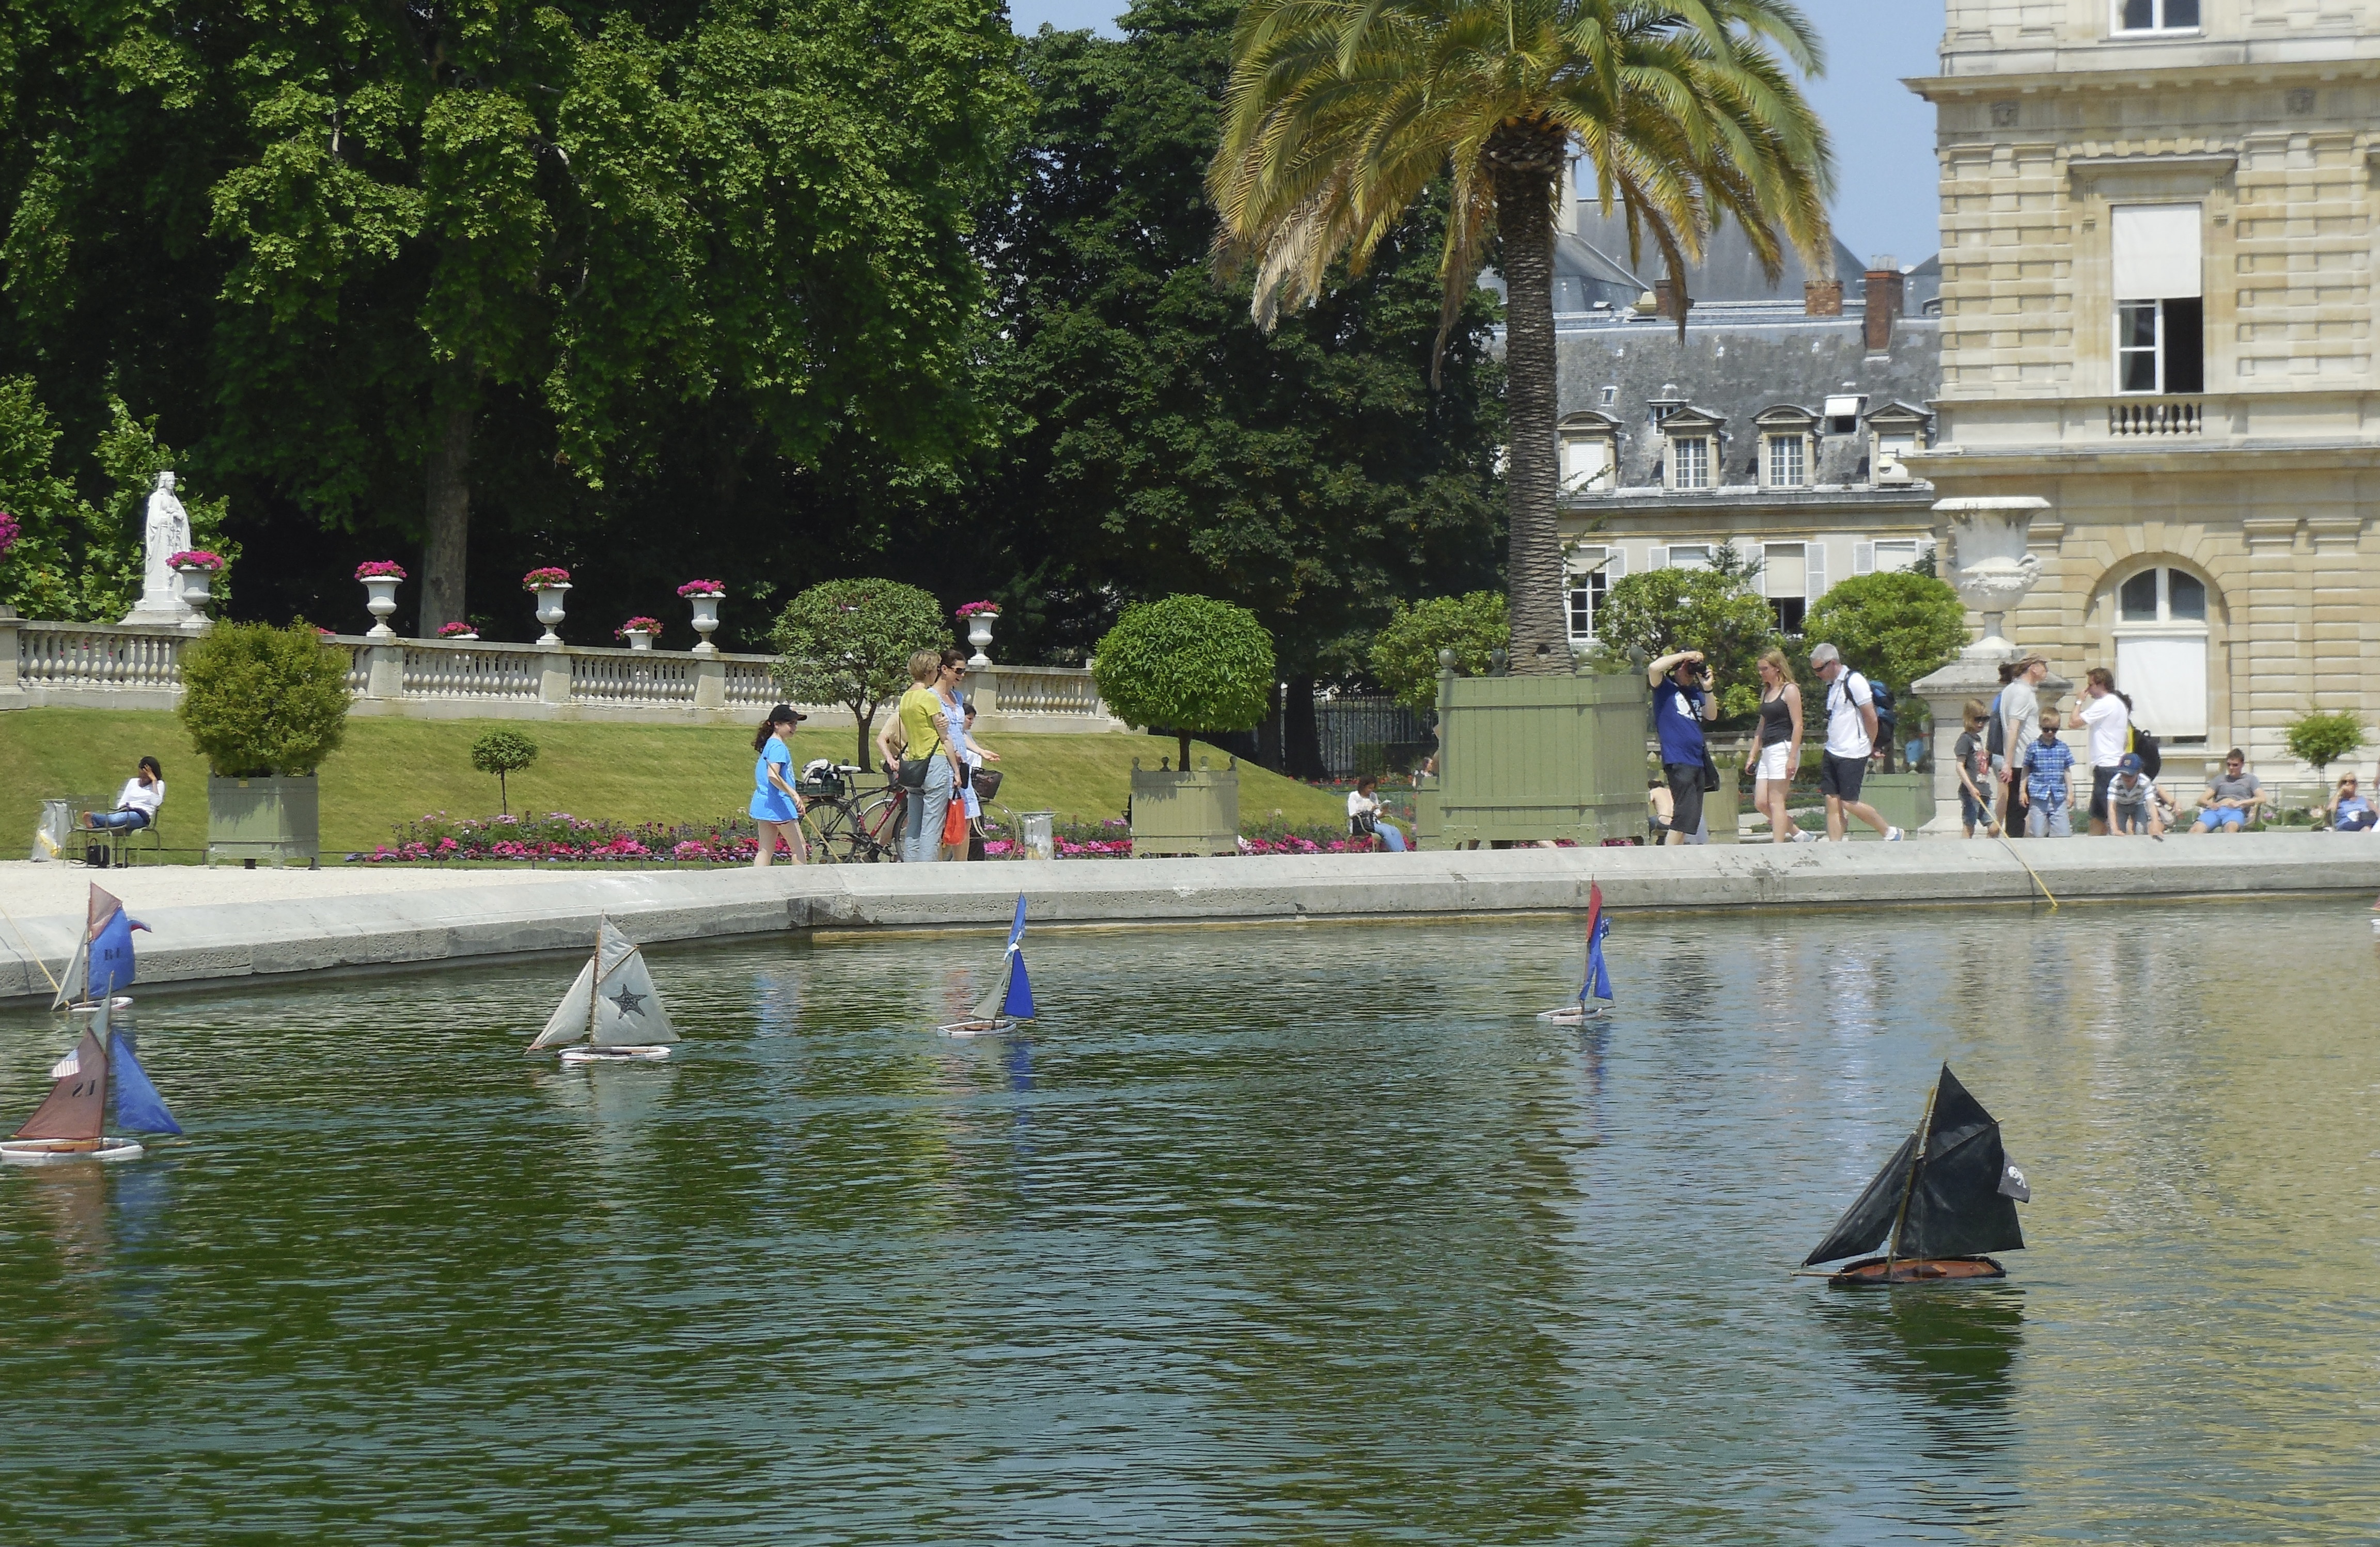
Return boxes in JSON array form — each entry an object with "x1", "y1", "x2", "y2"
[{"x1": 0, "y1": 607, "x2": 1122, "y2": 731}]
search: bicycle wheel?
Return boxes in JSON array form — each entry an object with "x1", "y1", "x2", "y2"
[
  {"x1": 846, "y1": 790, "x2": 904, "y2": 862},
  {"x1": 803, "y1": 801, "x2": 853, "y2": 863}
]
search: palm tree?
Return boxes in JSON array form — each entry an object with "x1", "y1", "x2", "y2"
[{"x1": 1210, "y1": 0, "x2": 1833, "y2": 673}]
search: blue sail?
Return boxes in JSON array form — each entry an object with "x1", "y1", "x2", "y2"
[
  {"x1": 107, "y1": 1033, "x2": 182, "y2": 1135},
  {"x1": 1005, "y1": 893, "x2": 1028, "y2": 951},
  {"x1": 1584, "y1": 914, "x2": 1612, "y2": 1005},
  {"x1": 90, "y1": 906, "x2": 147, "y2": 999},
  {"x1": 1003, "y1": 952, "x2": 1037, "y2": 1020}
]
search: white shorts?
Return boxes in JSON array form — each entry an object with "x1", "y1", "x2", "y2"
[{"x1": 1756, "y1": 742, "x2": 1792, "y2": 782}]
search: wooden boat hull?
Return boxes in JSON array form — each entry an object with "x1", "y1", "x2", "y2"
[
  {"x1": 1828, "y1": 1255, "x2": 2006, "y2": 1286},
  {"x1": 937, "y1": 1017, "x2": 1017, "y2": 1038},
  {"x1": 1, "y1": 1136, "x2": 145, "y2": 1165},
  {"x1": 1535, "y1": 1005, "x2": 1610, "y2": 1025},
  {"x1": 559, "y1": 1045, "x2": 672, "y2": 1064}
]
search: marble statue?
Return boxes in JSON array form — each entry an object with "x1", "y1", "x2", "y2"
[{"x1": 121, "y1": 470, "x2": 196, "y2": 627}]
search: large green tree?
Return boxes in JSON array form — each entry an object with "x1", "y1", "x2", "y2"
[
  {"x1": 2, "y1": 0, "x2": 1023, "y2": 631},
  {"x1": 972, "y1": 0, "x2": 1505, "y2": 774},
  {"x1": 1210, "y1": 0, "x2": 1833, "y2": 676}
]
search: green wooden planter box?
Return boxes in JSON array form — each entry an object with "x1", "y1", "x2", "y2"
[
  {"x1": 1429, "y1": 666, "x2": 1649, "y2": 847},
  {"x1": 1858, "y1": 771, "x2": 1935, "y2": 837},
  {"x1": 1130, "y1": 763, "x2": 1239, "y2": 857},
  {"x1": 207, "y1": 774, "x2": 320, "y2": 865}
]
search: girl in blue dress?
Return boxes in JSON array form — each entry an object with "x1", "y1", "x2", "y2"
[{"x1": 751, "y1": 704, "x2": 807, "y2": 865}]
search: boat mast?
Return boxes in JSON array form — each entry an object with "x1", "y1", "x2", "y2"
[{"x1": 1882, "y1": 1073, "x2": 1941, "y2": 1275}]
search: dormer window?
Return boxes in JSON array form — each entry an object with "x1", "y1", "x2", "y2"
[
  {"x1": 1751, "y1": 405, "x2": 1817, "y2": 491},
  {"x1": 1766, "y1": 436, "x2": 1806, "y2": 487},
  {"x1": 1557, "y1": 412, "x2": 1620, "y2": 494},
  {"x1": 1822, "y1": 393, "x2": 1866, "y2": 436},
  {"x1": 2115, "y1": 0, "x2": 2196, "y2": 33},
  {"x1": 1671, "y1": 437, "x2": 1711, "y2": 489}
]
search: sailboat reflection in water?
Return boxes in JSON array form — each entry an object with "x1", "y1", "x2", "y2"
[
  {"x1": 938, "y1": 895, "x2": 1037, "y2": 1037},
  {"x1": 527, "y1": 917, "x2": 680, "y2": 1064},
  {"x1": 1804, "y1": 1064, "x2": 2031, "y2": 1286}
]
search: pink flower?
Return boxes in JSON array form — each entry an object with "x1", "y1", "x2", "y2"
[
  {"x1": 615, "y1": 617, "x2": 662, "y2": 639},
  {"x1": 523, "y1": 566, "x2": 571, "y2": 589},
  {"x1": 956, "y1": 600, "x2": 1001, "y2": 618},
  {"x1": 676, "y1": 580, "x2": 726, "y2": 597},
  {"x1": 170, "y1": 549, "x2": 225, "y2": 572},
  {"x1": 0, "y1": 509, "x2": 18, "y2": 560},
  {"x1": 354, "y1": 560, "x2": 406, "y2": 581},
  {"x1": 437, "y1": 622, "x2": 478, "y2": 638}
]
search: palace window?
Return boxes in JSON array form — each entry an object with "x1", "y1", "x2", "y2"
[
  {"x1": 2112, "y1": 205, "x2": 2204, "y2": 394},
  {"x1": 1567, "y1": 547, "x2": 1622, "y2": 640},
  {"x1": 2115, "y1": 0, "x2": 2197, "y2": 33},
  {"x1": 1665, "y1": 544, "x2": 1714, "y2": 570},
  {"x1": 1670, "y1": 436, "x2": 1711, "y2": 489},
  {"x1": 1762, "y1": 542, "x2": 1810, "y2": 633},
  {"x1": 1766, "y1": 435, "x2": 1806, "y2": 487},
  {"x1": 2120, "y1": 566, "x2": 2207, "y2": 623}
]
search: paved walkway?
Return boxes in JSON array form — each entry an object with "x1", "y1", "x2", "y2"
[{"x1": 4, "y1": 836, "x2": 2376, "y2": 1003}]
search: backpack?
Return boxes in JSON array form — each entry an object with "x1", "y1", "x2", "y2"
[
  {"x1": 1985, "y1": 690, "x2": 2006, "y2": 758},
  {"x1": 2129, "y1": 724, "x2": 2162, "y2": 780},
  {"x1": 1870, "y1": 682, "x2": 1897, "y2": 728}
]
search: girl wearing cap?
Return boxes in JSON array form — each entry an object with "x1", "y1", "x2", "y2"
[{"x1": 750, "y1": 704, "x2": 808, "y2": 865}]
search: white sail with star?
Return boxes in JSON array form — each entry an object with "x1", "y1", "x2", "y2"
[{"x1": 527, "y1": 918, "x2": 679, "y2": 1062}]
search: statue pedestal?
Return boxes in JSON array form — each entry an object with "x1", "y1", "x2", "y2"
[{"x1": 120, "y1": 591, "x2": 196, "y2": 629}]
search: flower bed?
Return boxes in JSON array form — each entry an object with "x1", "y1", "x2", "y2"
[
  {"x1": 354, "y1": 560, "x2": 406, "y2": 580},
  {"x1": 354, "y1": 811, "x2": 762, "y2": 865}
]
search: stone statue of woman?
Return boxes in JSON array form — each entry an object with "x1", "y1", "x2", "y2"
[{"x1": 121, "y1": 470, "x2": 196, "y2": 625}]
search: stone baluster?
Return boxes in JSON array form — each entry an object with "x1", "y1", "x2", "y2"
[{"x1": 0, "y1": 606, "x2": 23, "y2": 708}]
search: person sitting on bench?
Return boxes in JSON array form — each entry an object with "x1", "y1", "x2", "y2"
[{"x1": 85, "y1": 756, "x2": 165, "y2": 832}]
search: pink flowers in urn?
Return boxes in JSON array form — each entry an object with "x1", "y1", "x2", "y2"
[
  {"x1": 957, "y1": 600, "x2": 1001, "y2": 617},
  {"x1": 616, "y1": 617, "x2": 662, "y2": 639},
  {"x1": 0, "y1": 509, "x2": 21, "y2": 561},
  {"x1": 523, "y1": 566, "x2": 572, "y2": 589},
  {"x1": 437, "y1": 621, "x2": 479, "y2": 639},
  {"x1": 676, "y1": 579, "x2": 726, "y2": 598},
  {"x1": 170, "y1": 549, "x2": 226, "y2": 572},
  {"x1": 355, "y1": 560, "x2": 406, "y2": 581}
]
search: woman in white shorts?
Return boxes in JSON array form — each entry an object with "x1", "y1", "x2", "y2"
[{"x1": 1745, "y1": 648, "x2": 1809, "y2": 842}]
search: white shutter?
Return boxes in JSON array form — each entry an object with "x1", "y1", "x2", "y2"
[
  {"x1": 1807, "y1": 541, "x2": 1828, "y2": 597},
  {"x1": 1750, "y1": 551, "x2": 1766, "y2": 596},
  {"x1": 1854, "y1": 541, "x2": 1876, "y2": 576},
  {"x1": 2112, "y1": 204, "x2": 2202, "y2": 301},
  {"x1": 1605, "y1": 548, "x2": 1626, "y2": 579},
  {"x1": 1647, "y1": 545, "x2": 1668, "y2": 570}
]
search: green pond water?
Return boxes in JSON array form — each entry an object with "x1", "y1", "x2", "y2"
[{"x1": 1, "y1": 900, "x2": 2374, "y2": 1544}]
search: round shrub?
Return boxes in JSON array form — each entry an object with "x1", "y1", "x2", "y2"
[
  {"x1": 1092, "y1": 595, "x2": 1275, "y2": 769},
  {"x1": 178, "y1": 621, "x2": 352, "y2": 776}
]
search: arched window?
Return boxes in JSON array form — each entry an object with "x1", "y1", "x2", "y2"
[
  {"x1": 2117, "y1": 566, "x2": 2206, "y2": 624},
  {"x1": 2109, "y1": 564, "x2": 2214, "y2": 740}
]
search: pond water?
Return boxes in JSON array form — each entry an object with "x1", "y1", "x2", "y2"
[{"x1": 1, "y1": 899, "x2": 2374, "y2": 1544}]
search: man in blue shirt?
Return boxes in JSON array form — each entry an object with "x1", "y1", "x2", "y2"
[{"x1": 1648, "y1": 649, "x2": 1718, "y2": 845}]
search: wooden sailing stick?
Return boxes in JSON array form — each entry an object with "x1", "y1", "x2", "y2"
[{"x1": 1883, "y1": 1075, "x2": 1941, "y2": 1281}]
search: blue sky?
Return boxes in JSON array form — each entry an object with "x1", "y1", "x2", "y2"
[{"x1": 1002, "y1": 1, "x2": 1945, "y2": 266}]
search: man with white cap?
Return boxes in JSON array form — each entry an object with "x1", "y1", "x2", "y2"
[{"x1": 1808, "y1": 642, "x2": 1903, "y2": 843}]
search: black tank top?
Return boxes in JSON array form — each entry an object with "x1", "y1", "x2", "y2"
[{"x1": 1758, "y1": 691, "x2": 1791, "y2": 743}]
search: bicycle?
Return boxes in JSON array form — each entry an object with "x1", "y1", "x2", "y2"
[{"x1": 800, "y1": 764, "x2": 906, "y2": 863}]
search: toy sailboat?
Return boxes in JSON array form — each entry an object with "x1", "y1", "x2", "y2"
[
  {"x1": 938, "y1": 895, "x2": 1036, "y2": 1037},
  {"x1": 50, "y1": 882, "x2": 148, "y2": 1011},
  {"x1": 527, "y1": 917, "x2": 679, "y2": 1063},
  {"x1": 1803, "y1": 1063, "x2": 2030, "y2": 1286},
  {"x1": 3, "y1": 996, "x2": 182, "y2": 1164},
  {"x1": 1537, "y1": 881, "x2": 1614, "y2": 1023}
]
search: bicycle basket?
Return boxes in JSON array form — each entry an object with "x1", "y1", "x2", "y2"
[{"x1": 971, "y1": 768, "x2": 1004, "y2": 802}]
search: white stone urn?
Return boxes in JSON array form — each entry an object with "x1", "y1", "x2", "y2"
[
  {"x1": 174, "y1": 564, "x2": 216, "y2": 617},
  {"x1": 964, "y1": 609, "x2": 999, "y2": 668},
  {"x1": 533, "y1": 583, "x2": 570, "y2": 645},
  {"x1": 362, "y1": 576, "x2": 401, "y2": 639},
  {"x1": 1937, "y1": 496, "x2": 2050, "y2": 657},
  {"x1": 622, "y1": 628, "x2": 653, "y2": 652},
  {"x1": 684, "y1": 590, "x2": 723, "y2": 654}
]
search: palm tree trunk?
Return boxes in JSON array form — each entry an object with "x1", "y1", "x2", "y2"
[
  {"x1": 420, "y1": 399, "x2": 473, "y2": 633},
  {"x1": 1488, "y1": 126, "x2": 1573, "y2": 676}
]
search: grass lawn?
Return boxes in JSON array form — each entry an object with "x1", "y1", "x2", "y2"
[{"x1": 0, "y1": 708, "x2": 1345, "y2": 858}]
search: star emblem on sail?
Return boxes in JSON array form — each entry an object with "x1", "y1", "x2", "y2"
[
  {"x1": 527, "y1": 917, "x2": 679, "y2": 1059},
  {"x1": 608, "y1": 986, "x2": 646, "y2": 1017}
]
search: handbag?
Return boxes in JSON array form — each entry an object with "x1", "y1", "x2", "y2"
[
  {"x1": 940, "y1": 797, "x2": 969, "y2": 847},
  {"x1": 898, "y1": 756, "x2": 931, "y2": 790},
  {"x1": 1699, "y1": 759, "x2": 1721, "y2": 794}
]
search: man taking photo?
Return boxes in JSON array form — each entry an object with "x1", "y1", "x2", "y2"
[{"x1": 1647, "y1": 649, "x2": 1718, "y2": 845}]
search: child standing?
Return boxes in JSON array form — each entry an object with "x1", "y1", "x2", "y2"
[
  {"x1": 1953, "y1": 699, "x2": 1997, "y2": 838},
  {"x1": 2024, "y1": 709, "x2": 2076, "y2": 838}
]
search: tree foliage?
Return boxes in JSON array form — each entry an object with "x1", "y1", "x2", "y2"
[
  {"x1": 769, "y1": 578, "x2": 949, "y2": 770},
  {"x1": 1370, "y1": 592, "x2": 1509, "y2": 715},
  {"x1": 1595, "y1": 569, "x2": 1777, "y2": 718},
  {"x1": 1802, "y1": 572, "x2": 1968, "y2": 692},
  {"x1": 178, "y1": 622, "x2": 353, "y2": 776},
  {"x1": 1208, "y1": 0, "x2": 1832, "y2": 674},
  {"x1": 2284, "y1": 711, "x2": 2365, "y2": 774},
  {"x1": 1093, "y1": 594, "x2": 1276, "y2": 768},
  {"x1": 470, "y1": 728, "x2": 539, "y2": 813},
  {"x1": 974, "y1": 0, "x2": 1505, "y2": 702}
]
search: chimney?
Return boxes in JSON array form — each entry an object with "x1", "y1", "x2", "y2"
[
  {"x1": 1804, "y1": 279, "x2": 1843, "y2": 316},
  {"x1": 1653, "y1": 278, "x2": 1693, "y2": 323},
  {"x1": 1862, "y1": 256, "x2": 1904, "y2": 352}
]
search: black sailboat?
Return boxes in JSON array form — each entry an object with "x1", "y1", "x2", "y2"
[{"x1": 1803, "y1": 1064, "x2": 2031, "y2": 1286}]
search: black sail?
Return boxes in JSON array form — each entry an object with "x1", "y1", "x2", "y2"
[
  {"x1": 1803, "y1": 1131, "x2": 1918, "y2": 1267},
  {"x1": 1899, "y1": 1065, "x2": 2025, "y2": 1259}
]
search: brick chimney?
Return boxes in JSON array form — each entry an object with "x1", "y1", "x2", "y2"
[
  {"x1": 1804, "y1": 279, "x2": 1843, "y2": 316},
  {"x1": 1862, "y1": 257, "x2": 1904, "y2": 352},
  {"x1": 1653, "y1": 278, "x2": 1692, "y2": 323}
]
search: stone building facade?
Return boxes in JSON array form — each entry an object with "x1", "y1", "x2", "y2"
[
  {"x1": 1552, "y1": 200, "x2": 1946, "y2": 650},
  {"x1": 1909, "y1": 0, "x2": 2380, "y2": 773}
]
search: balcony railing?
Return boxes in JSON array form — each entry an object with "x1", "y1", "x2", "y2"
[{"x1": 2108, "y1": 399, "x2": 2202, "y2": 436}]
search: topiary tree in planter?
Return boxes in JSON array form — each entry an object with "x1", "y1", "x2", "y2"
[
  {"x1": 1093, "y1": 595, "x2": 1276, "y2": 770},
  {"x1": 471, "y1": 729, "x2": 539, "y2": 814},
  {"x1": 178, "y1": 621, "x2": 352, "y2": 863}
]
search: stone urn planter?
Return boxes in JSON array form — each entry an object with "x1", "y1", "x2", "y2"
[
  {"x1": 173, "y1": 564, "x2": 215, "y2": 619},
  {"x1": 961, "y1": 606, "x2": 1000, "y2": 668},
  {"x1": 622, "y1": 629, "x2": 653, "y2": 651},
  {"x1": 680, "y1": 583, "x2": 725, "y2": 654},
  {"x1": 207, "y1": 773, "x2": 321, "y2": 866},
  {"x1": 530, "y1": 582, "x2": 571, "y2": 644},
  {"x1": 362, "y1": 577, "x2": 401, "y2": 638},
  {"x1": 1128, "y1": 757, "x2": 1240, "y2": 857}
]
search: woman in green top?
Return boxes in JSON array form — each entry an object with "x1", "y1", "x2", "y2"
[{"x1": 896, "y1": 650, "x2": 962, "y2": 863}]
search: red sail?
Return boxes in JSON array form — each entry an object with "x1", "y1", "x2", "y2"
[{"x1": 13, "y1": 1029, "x2": 109, "y2": 1142}]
